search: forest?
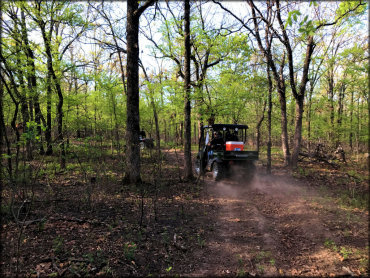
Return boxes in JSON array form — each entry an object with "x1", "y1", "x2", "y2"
[{"x1": 0, "y1": 0, "x2": 368, "y2": 277}]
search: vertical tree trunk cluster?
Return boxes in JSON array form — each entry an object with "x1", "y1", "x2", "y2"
[{"x1": 39, "y1": 14, "x2": 65, "y2": 168}]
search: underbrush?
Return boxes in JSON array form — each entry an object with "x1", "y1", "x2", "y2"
[
  {"x1": 293, "y1": 158, "x2": 369, "y2": 211},
  {"x1": 1, "y1": 139, "x2": 207, "y2": 277}
]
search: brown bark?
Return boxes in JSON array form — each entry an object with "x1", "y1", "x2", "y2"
[
  {"x1": 15, "y1": 31, "x2": 32, "y2": 161},
  {"x1": 328, "y1": 72, "x2": 335, "y2": 138},
  {"x1": 272, "y1": 0, "x2": 316, "y2": 167},
  {"x1": 336, "y1": 78, "x2": 346, "y2": 147},
  {"x1": 40, "y1": 20, "x2": 65, "y2": 168},
  {"x1": 306, "y1": 82, "x2": 314, "y2": 153},
  {"x1": 124, "y1": 0, "x2": 155, "y2": 184},
  {"x1": 349, "y1": 91, "x2": 354, "y2": 150},
  {"x1": 290, "y1": 36, "x2": 315, "y2": 167},
  {"x1": 0, "y1": 45, "x2": 21, "y2": 177},
  {"x1": 0, "y1": 3, "x2": 3, "y2": 183},
  {"x1": 248, "y1": 0, "x2": 291, "y2": 166},
  {"x1": 183, "y1": 0, "x2": 193, "y2": 180},
  {"x1": 266, "y1": 64, "x2": 272, "y2": 174},
  {"x1": 20, "y1": 9, "x2": 45, "y2": 155},
  {"x1": 164, "y1": 119, "x2": 167, "y2": 143},
  {"x1": 256, "y1": 100, "x2": 266, "y2": 153},
  {"x1": 125, "y1": 0, "x2": 141, "y2": 184},
  {"x1": 45, "y1": 70, "x2": 53, "y2": 155}
]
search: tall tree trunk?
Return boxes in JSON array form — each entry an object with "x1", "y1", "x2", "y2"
[
  {"x1": 328, "y1": 73, "x2": 335, "y2": 143},
  {"x1": 11, "y1": 103, "x2": 20, "y2": 175},
  {"x1": 21, "y1": 9, "x2": 45, "y2": 155},
  {"x1": 0, "y1": 81, "x2": 4, "y2": 180},
  {"x1": 277, "y1": 86, "x2": 290, "y2": 166},
  {"x1": 0, "y1": 3, "x2": 3, "y2": 184},
  {"x1": 306, "y1": 82, "x2": 314, "y2": 153},
  {"x1": 54, "y1": 73, "x2": 65, "y2": 169},
  {"x1": 256, "y1": 100, "x2": 266, "y2": 153},
  {"x1": 124, "y1": 0, "x2": 155, "y2": 183},
  {"x1": 356, "y1": 97, "x2": 360, "y2": 154},
  {"x1": 249, "y1": 1, "x2": 291, "y2": 166},
  {"x1": 45, "y1": 71, "x2": 53, "y2": 155},
  {"x1": 0, "y1": 48, "x2": 18, "y2": 178},
  {"x1": 164, "y1": 119, "x2": 167, "y2": 143},
  {"x1": 14, "y1": 29, "x2": 32, "y2": 161},
  {"x1": 336, "y1": 80, "x2": 345, "y2": 147},
  {"x1": 183, "y1": 0, "x2": 193, "y2": 180},
  {"x1": 276, "y1": 54, "x2": 291, "y2": 166},
  {"x1": 275, "y1": 0, "x2": 315, "y2": 167},
  {"x1": 75, "y1": 79, "x2": 81, "y2": 138},
  {"x1": 291, "y1": 36, "x2": 314, "y2": 167},
  {"x1": 291, "y1": 95, "x2": 304, "y2": 166},
  {"x1": 125, "y1": 0, "x2": 142, "y2": 184},
  {"x1": 266, "y1": 64, "x2": 272, "y2": 174},
  {"x1": 349, "y1": 91, "x2": 354, "y2": 151},
  {"x1": 41, "y1": 23, "x2": 65, "y2": 168}
]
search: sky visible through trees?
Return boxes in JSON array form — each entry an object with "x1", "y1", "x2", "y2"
[{"x1": 0, "y1": 0, "x2": 368, "y2": 175}]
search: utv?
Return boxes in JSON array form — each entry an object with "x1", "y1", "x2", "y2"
[{"x1": 194, "y1": 124, "x2": 258, "y2": 181}]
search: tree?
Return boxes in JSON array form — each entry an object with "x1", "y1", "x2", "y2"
[
  {"x1": 124, "y1": 0, "x2": 156, "y2": 184},
  {"x1": 0, "y1": 0, "x2": 3, "y2": 184},
  {"x1": 183, "y1": 0, "x2": 192, "y2": 180},
  {"x1": 19, "y1": 5, "x2": 46, "y2": 155},
  {"x1": 273, "y1": 0, "x2": 366, "y2": 167},
  {"x1": 25, "y1": 0, "x2": 91, "y2": 167}
]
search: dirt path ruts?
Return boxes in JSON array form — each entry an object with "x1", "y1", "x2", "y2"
[{"x1": 189, "y1": 172, "x2": 366, "y2": 277}]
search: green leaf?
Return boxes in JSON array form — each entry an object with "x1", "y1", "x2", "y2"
[
  {"x1": 2, "y1": 154, "x2": 12, "y2": 159},
  {"x1": 288, "y1": 16, "x2": 292, "y2": 27}
]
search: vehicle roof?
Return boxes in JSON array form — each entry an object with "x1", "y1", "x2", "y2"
[{"x1": 203, "y1": 124, "x2": 249, "y2": 130}]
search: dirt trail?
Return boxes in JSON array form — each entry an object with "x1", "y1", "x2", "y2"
[{"x1": 189, "y1": 172, "x2": 366, "y2": 277}]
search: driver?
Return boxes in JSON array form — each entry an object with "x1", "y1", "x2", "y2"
[{"x1": 208, "y1": 131, "x2": 224, "y2": 149}]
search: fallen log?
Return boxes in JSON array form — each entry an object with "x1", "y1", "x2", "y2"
[{"x1": 299, "y1": 152, "x2": 339, "y2": 169}]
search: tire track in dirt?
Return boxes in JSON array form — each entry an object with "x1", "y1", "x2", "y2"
[{"x1": 189, "y1": 172, "x2": 353, "y2": 276}]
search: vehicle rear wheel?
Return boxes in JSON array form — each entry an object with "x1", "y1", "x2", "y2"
[{"x1": 212, "y1": 162, "x2": 224, "y2": 181}]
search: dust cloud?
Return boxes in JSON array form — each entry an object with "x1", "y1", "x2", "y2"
[
  {"x1": 210, "y1": 167, "x2": 306, "y2": 202},
  {"x1": 193, "y1": 168, "x2": 361, "y2": 277},
  {"x1": 250, "y1": 174, "x2": 306, "y2": 199}
]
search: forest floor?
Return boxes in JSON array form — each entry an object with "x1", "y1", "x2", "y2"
[{"x1": 1, "y1": 144, "x2": 369, "y2": 277}]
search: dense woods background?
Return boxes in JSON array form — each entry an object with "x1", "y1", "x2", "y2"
[{"x1": 0, "y1": 0, "x2": 368, "y2": 276}]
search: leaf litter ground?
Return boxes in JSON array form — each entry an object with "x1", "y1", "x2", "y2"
[{"x1": 1, "y1": 149, "x2": 368, "y2": 276}]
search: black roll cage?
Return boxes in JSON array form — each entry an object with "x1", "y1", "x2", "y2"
[{"x1": 198, "y1": 124, "x2": 249, "y2": 151}]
